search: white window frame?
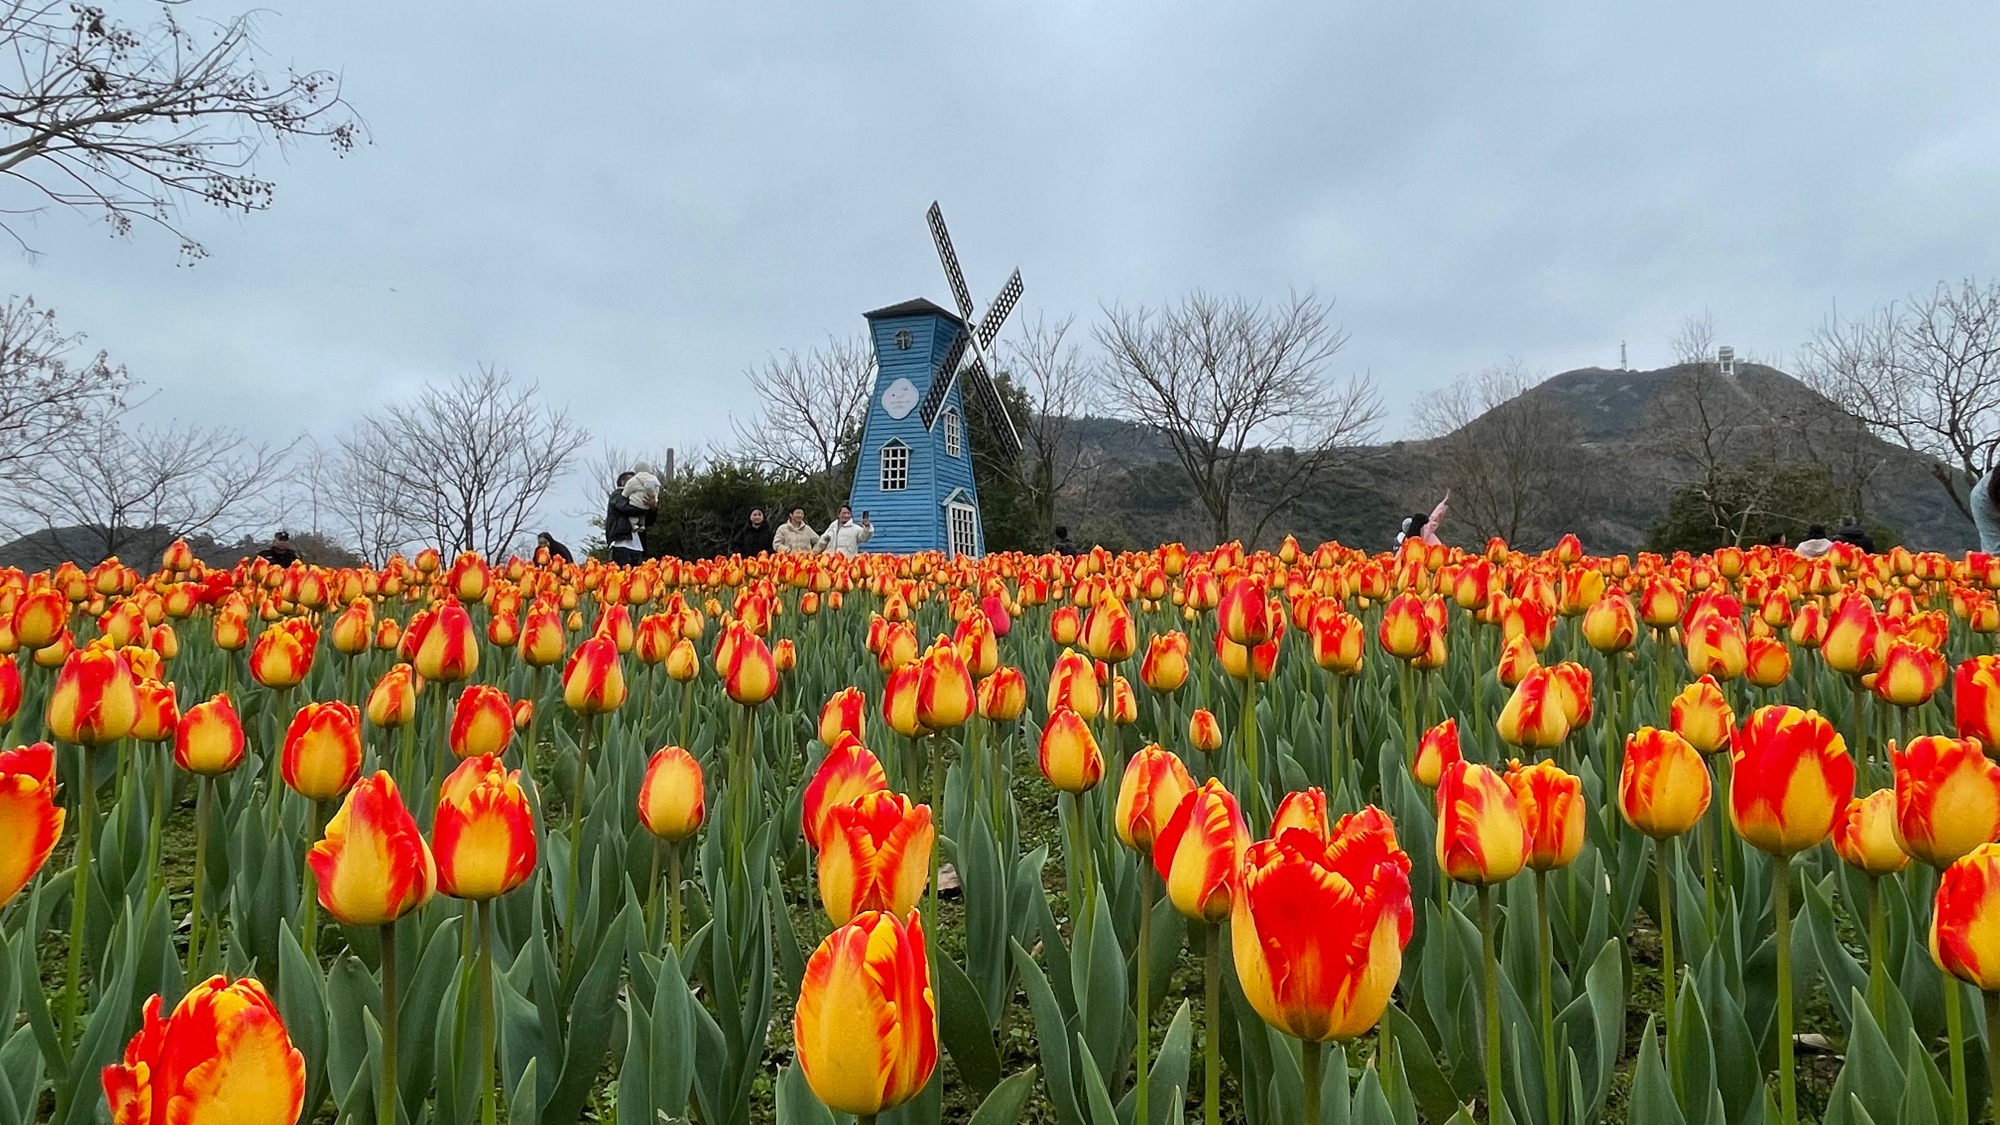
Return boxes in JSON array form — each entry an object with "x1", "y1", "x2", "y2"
[
  {"x1": 947, "y1": 501, "x2": 979, "y2": 557},
  {"x1": 879, "y1": 441, "x2": 909, "y2": 491},
  {"x1": 942, "y1": 408, "x2": 963, "y2": 459}
]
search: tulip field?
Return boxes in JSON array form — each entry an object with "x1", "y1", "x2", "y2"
[{"x1": 7, "y1": 535, "x2": 2000, "y2": 1124}]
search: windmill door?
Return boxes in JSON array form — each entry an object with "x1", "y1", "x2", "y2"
[{"x1": 947, "y1": 502, "x2": 980, "y2": 558}]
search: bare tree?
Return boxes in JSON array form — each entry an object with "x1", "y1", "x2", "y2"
[
  {"x1": 4, "y1": 417, "x2": 294, "y2": 562},
  {"x1": 1096, "y1": 291, "x2": 1380, "y2": 547},
  {"x1": 0, "y1": 294, "x2": 129, "y2": 486},
  {"x1": 732, "y1": 335, "x2": 873, "y2": 518},
  {"x1": 0, "y1": 0, "x2": 362, "y2": 259},
  {"x1": 1801, "y1": 278, "x2": 2000, "y2": 520},
  {"x1": 316, "y1": 427, "x2": 414, "y2": 564},
  {"x1": 998, "y1": 312, "x2": 1095, "y2": 545},
  {"x1": 1669, "y1": 310, "x2": 1718, "y2": 366},
  {"x1": 1414, "y1": 360, "x2": 1583, "y2": 546},
  {"x1": 342, "y1": 366, "x2": 590, "y2": 558}
]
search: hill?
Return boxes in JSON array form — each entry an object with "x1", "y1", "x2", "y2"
[{"x1": 1055, "y1": 362, "x2": 1976, "y2": 555}]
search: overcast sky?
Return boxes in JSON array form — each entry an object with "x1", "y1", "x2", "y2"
[{"x1": 5, "y1": 1, "x2": 1998, "y2": 539}]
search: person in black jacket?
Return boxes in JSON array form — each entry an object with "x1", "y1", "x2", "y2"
[
  {"x1": 605, "y1": 472, "x2": 651, "y2": 565},
  {"x1": 536, "y1": 532, "x2": 574, "y2": 564},
  {"x1": 733, "y1": 508, "x2": 776, "y2": 556},
  {"x1": 257, "y1": 531, "x2": 298, "y2": 567},
  {"x1": 1832, "y1": 517, "x2": 1877, "y2": 554}
]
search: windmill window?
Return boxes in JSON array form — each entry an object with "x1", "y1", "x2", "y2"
[
  {"x1": 894, "y1": 329, "x2": 913, "y2": 350},
  {"x1": 943, "y1": 409, "x2": 962, "y2": 458},
  {"x1": 948, "y1": 503, "x2": 979, "y2": 557},
  {"x1": 880, "y1": 442, "x2": 909, "y2": 491}
]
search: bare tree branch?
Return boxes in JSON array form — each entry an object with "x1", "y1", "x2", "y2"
[
  {"x1": 1414, "y1": 360, "x2": 1584, "y2": 546},
  {"x1": 997, "y1": 312, "x2": 1094, "y2": 545},
  {"x1": 1095, "y1": 291, "x2": 1380, "y2": 546},
  {"x1": 339, "y1": 366, "x2": 590, "y2": 558},
  {"x1": 0, "y1": 0, "x2": 364, "y2": 260},
  {"x1": 0, "y1": 292, "x2": 129, "y2": 486},
  {"x1": 731, "y1": 334, "x2": 873, "y2": 519}
]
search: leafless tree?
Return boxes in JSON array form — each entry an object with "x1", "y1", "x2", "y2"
[
  {"x1": 0, "y1": 0, "x2": 362, "y2": 259},
  {"x1": 4, "y1": 417, "x2": 294, "y2": 562},
  {"x1": 1414, "y1": 360, "x2": 1584, "y2": 546},
  {"x1": 316, "y1": 427, "x2": 414, "y2": 564},
  {"x1": 732, "y1": 334, "x2": 873, "y2": 518},
  {"x1": 341, "y1": 366, "x2": 590, "y2": 558},
  {"x1": 998, "y1": 312, "x2": 1095, "y2": 545},
  {"x1": 0, "y1": 294, "x2": 129, "y2": 486},
  {"x1": 1669, "y1": 310, "x2": 1718, "y2": 366},
  {"x1": 1096, "y1": 291, "x2": 1380, "y2": 547},
  {"x1": 1800, "y1": 278, "x2": 2000, "y2": 520}
]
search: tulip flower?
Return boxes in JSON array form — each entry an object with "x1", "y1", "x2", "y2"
[
  {"x1": 12, "y1": 587, "x2": 66, "y2": 650},
  {"x1": 366, "y1": 663, "x2": 420, "y2": 729},
  {"x1": 101, "y1": 976, "x2": 306, "y2": 1125},
  {"x1": 249, "y1": 620, "x2": 315, "y2": 690},
  {"x1": 1958, "y1": 656, "x2": 2000, "y2": 746},
  {"x1": 1155, "y1": 778, "x2": 1249, "y2": 1125},
  {"x1": 1669, "y1": 675, "x2": 1735, "y2": 755},
  {"x1": 914, "y1": 638, "x2": 975, "y2": 730},
  {"x1": 331, "y1": 599, "x2": 373, "y2": 656},
  {"x1": 1619, "y1": 728, "x2": 1711, "y2": 839},
  {"x1": 794, "y1": 910, "x2": 937, "y2": 1118},
  {"x1": 562, "y1": 635, "x2": 627, "y2": 716},
  {"x1": 1892, "y1": 735, "x2": 2000, "y2": 870},
  {"x1": 1548, "y1": 661, "x2": 1594, "y2": 728},
  {"x1": 1218, "y1": 577, "x2": 1269, "y2": 647},
  {"x1": 1874, "y1": 639, "x2": 1947, "y2": 707},
  {"x1": 1731, "y1": 704, "x2": 1854, "y2": 1125},
  {"x1": 415, "y1": 601, "x2": 480, "y2": 684},
  {"x1": 803, "y1": 734, "x2": 889, "y2": 851},
  {"x1": 881, "y1": 663, "x2": 927, "y2": 739},
  {"x1": 718, "y1": 624, "x2": 779, "y2": 706},
  {"x1": 450, "y1": 684, "x2": 515, "y2": 760},
  {"x1": 664, "y1": 637, "x2": 700, "y2": 682},
  {"x1": 1163, "y1": 701, "x2": 1215, "y2": 755},
  {"x1": 1377, "y1": 592, "x2": 1430, "y2": 660},
  {"x1": 1496, "y1": 666, "x2": 1570, "y2": 750},
  {"x1": 47, "y1": 642, "x2": 139, "y2": 746},
  {"x1": 1506, "y1": 760, "x2": 1584, "y2": 871},
  {"x1": 1269, "y1": 786, "x2": 1331, "y2": 842},
  {"x1": 281, "y1": 701, "x2": 363, "y2": 803},
  {"x1": 129, "y1": 678, "x2": 179, "y2": 743},
  {"x1": 1822, "y1": 594, "x2": 1881, "y2": 677},
  {"x1": 1745, "y1": 635, "x2": 1792, "y2": 689},
  {"x1": 1046, "y1": 649, "x2": 1102, "y2": 721},
  {"x1": 1683, "y1": 610, "x2": 1748, "y2": 681},
  {"x1": 817, "y1": 790, "x2": 934, "y2": 926},
  {"x1": 1435, "y1": 760, "x2": 1530, "y2": 886},
  {"x1": 638, "y1": 745, "x2": 705, "y2": 843},
  {"x1": 1413, "y1": 718, "x2": 1462, "y2": 789},
  {"x1": 1083, "y1": 594, "x2": 1137, "y2": 663},
  {"x1": 309, "y1": 771, "x2": 436, "y2": 926},
  {"x1": 517, "y1": 599, "x2": 567, "y2": 667},
  {"x1": 0, "y1": 743, "x2": 62, "y2": 909},
  {"x1": 433, "y1": 754, "x2": 536, "y2": 901},
  {"x1": 976, "y1": 665, "x2": 1027, "y2": 722},
  {"x1": 1140, "y1": 631, "x2": 1191, "y2": 694},
  {"x1": 819, "y1": 686, "x2": 867, "y2": 747},
  {"x1": 1932, "y1": 844, "x2": 2000, "y2": 993},
  {"x1": 1153, "y1": 779, "x2": 1248, "y2": 924},
  {"x1": 1039, "y1": 707, "x2": 1104, "y2": 795},
  {"x1": 1115, "y1": 745, "x2": 1196, "y2": 851},
  {"x1": 174, "y1": 693, "x2": 245, "y2": 777},
  {"x1": 1834, "y1": 789, "x2": 1908, "y2": 877}
]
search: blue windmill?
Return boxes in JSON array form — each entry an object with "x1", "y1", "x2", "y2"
[{"x1": 847, "y1": 202, "x2": 1023, "y2": 557}]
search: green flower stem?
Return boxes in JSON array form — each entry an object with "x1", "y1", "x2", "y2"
[
  {"x1": 1327, "y1": 673, "x2": 1344, "y2": 796},
  {"x1": 1947, "y1": 974, "x2": 1968, "y2": 1125},
  {"x1": 1537, "y1": 869, "x2": 1558, "y2": 1125},
  {"x1": 1303, "y1": 1036, "x2": 1324, "y2": 1125},
  {"x1": 1775, "y1": 853, "x2": 1797, "y2": 1125},
  {"x1": 568, "y1": 715, "x2": 593, "y2": 956},
  {"x1": 62, "y1": 742, "x2": 94, "y2": 1047},
  {"x1": 302, "y1": 799, "x2": 323, "y2": 961},
  {"x1": 1657, "y1": 837, "x2": 1676, "y2": 1076},
  {"x1": 1205, "y1": 922, "x2": 1221, "y2": 1125},
  {"x1": 670, "y1": 844, "x2": 684, "y2": 952},
  {"x1": 1986, "y1": 990, "x2": 2000, "y2": 1125},
  {"x1": 1241, "y1": 674, "x2": 1261, "y2": 828},
  {"x1": 645, "y1": 837, "x2": 663, "y2": 940},
  {"x1": 1866, "y1": 876, "x2": 1887, "y2": 1025},
  {"x1": 381, "y1": 922, "x2": 400, "y2": 1125},
  {"x1": 1137, "y1": 867, "x2": 1153, "y2": 1125},
  {"x1": 1478, "y1": 884, "x2": 1503, "y2": 1125},
  {"x1": 146, "y1": 744, "x2": 169, "y2": 903},
  {"x1": 479, "y1": 901, "x2": 497, "y2": 1125},
  {"x1": 188, "y1": 775, "x2": 212, "y2": 981},
  {"x1": 525, "y1": 665, "x2": 547, "y2": 780}
]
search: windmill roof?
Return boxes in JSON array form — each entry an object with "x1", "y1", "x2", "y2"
[{"x1": 863, "y1": 297, "x2": 965, "y2": 323}]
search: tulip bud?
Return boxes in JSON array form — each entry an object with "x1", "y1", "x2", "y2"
[
  {"x1": 450, "y1": 684, "x2": 516, "y2": 759},
  {"x1": 308, "y1": 772, "x2": 437, "y2": 926},
  {"x1": 1874, "y1": 639, "x2": 1947, "y2": 707},
  {"x1": 1269, "y1": 786, "x2": 1331, "y2": 842},
  {"x1": 1821, "y1": 595, "x2": 1880, "y2": 676},
  {"x1": 1218, "y1": 578, "x2": 1270, "y2": 647},
  {"x1": 101, "y1": 976, "x2": 306, "y2": 1125},
  {"x1": 1618, "y1": 728, "x2": 1711, "y2": 839},
  {"x1": 1730, "y1": 705, "x2": 1855, "y2": 857},
  {"x1": 1505, "y1": 760, "x2": 1584, "y2": 871},
  {"x1": 331, "y1": 600, "x2": 373, "y2": 656},
  {"x1": 1039, "y1": 708, "x2": 1104, "y2": 794},
  {"x1": 638, "y1": 746, "x2": 706, "y2": 842},
  {"x1": 794, "y1": 911, "x2": 938, "y2": 1116},
  {"x1": 0, "y1": 744, "x2": 64, "y2": 908},
  {"x1": 718, "y1": 624, "x2": 779, "y2": 706},
  {"x1": 1669, "y1": 676, "x2": 1735, "y2": 755},
  {"x1": 415, "y1": 601, "x2": 480, "y2": 684},
  {"x1": 1745, "y1": 635, "x2": 1792, "y2": 689},
  {"x1": 915, "y1": 639, "x2": 975, "y2": 730},
  {"x1": 563, "y1": 636, "x2": 628, "y2": 716},
  {"x1": 434, "y1": 755, "x2": 536, "y2": 901},
  {"x1": 1833, "y1": 789, "x2": 1910, "y2": 876},
  {"x1": 817, "y1": 790, "x2": 935, "y2": 926},
  {"x1": 1140, "y1": 631, "x2": 1191, "y2": 694},
  {"x1": 1154, "y1": 779, "x2": 1249, "y2": 923},
  {"x1": 819, "y1": 686, "x2": 867, "y2": 747},
  {"x1": 1377, "y1": 592, "x2": 1431, "y2": 661},
  {"x1": 1046, "y1": 649, "x2": 1102, "y2": 721},
  {"x1": 517, "y1": 599, "x2": 567, "y2": 667},
  {"x1": 47, "y1": 643, "x2": 140, "y2": 746},
  {"x1": 1413, "y1": 718, "x2": 1462, "y2": 789},
  {"x1": 1115, "y1": 744, "x2": 1196, "y2": 851},
  {"x1": 1891, "y1": 734, "x2": 2000, "y2": 869},
  {"x1": 977, "y1": 666, "x2": 1028, "y2": 722},
  {"x1": 282, "y1": 701, "x2": 363, "y2": 802},
  {"x1": 1435, "y1": 760, "x2": 1531, "y2": 885},
  {"x1": 1188, "y1": 708, "x2": 1224, "y2": 754},
  {"x1": 366, "y1": 663, "x2": 420, "y2": 729},
  {"x1": 249, "y1": 620, "x2": 315, "y2": 690},
  {"x1": 174, "y1": 693, "x2": 245, "y2": 777},
  {"x1": 1496, "y1": 667, "x2": 1570, "y2": 750}
]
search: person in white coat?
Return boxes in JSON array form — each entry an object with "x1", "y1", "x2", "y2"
[{"x1": 817, "y1": 505, "x2": 874, "y2": 556}]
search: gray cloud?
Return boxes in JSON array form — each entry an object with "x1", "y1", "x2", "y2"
[{"x1": 5, "y1": 1, "x2": 1997, "y2": 541}]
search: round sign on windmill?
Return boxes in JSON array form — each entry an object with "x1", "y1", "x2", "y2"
[{"x1": 846, "y1": 203, "x2": 1026, "y2": 558}]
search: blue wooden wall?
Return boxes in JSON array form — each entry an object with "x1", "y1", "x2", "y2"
[{"x1": 846, "y1": 299, "x2": 985, "y2": 555}]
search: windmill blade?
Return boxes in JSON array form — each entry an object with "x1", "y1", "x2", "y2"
[
  {"x1": 918, "y1": 330, "x2": 971, "y2": 428},
  {"x1": 976, "y1": 269, "x2": 1024, "y2": 350},
  {"x1": 961, "y1": 357, "x2": 1023, "y2": 455},
  {"x1": 927, "y1": 202, "x2": 977, "y2": 321}
]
